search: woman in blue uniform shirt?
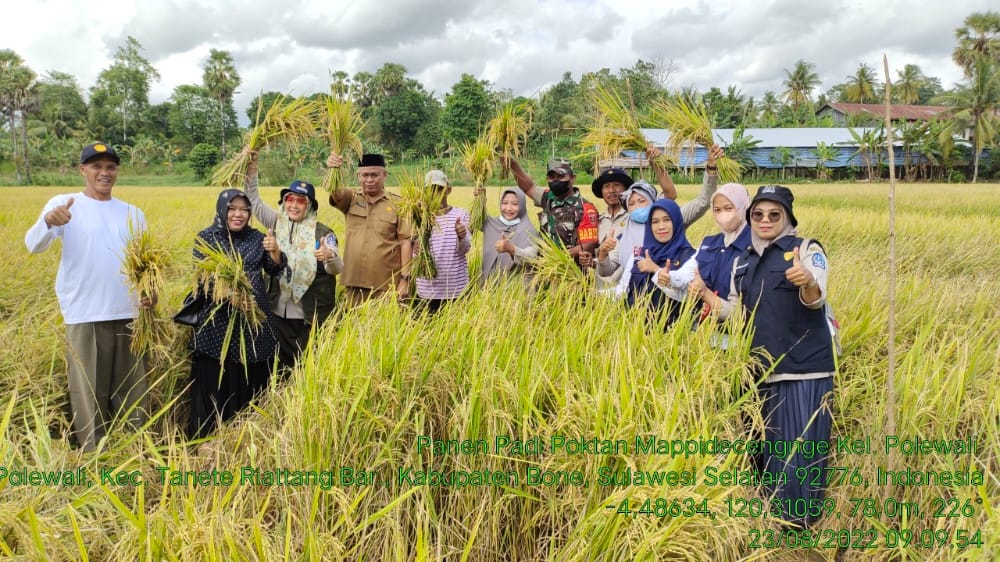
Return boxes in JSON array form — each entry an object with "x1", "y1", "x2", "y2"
[{"x1": 705, "y1": 185, "x2": 835, "y2": 527}]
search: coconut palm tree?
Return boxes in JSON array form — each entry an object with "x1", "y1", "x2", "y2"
[
  {"x1": 202, "y1": 49, "x2": 241, "y2": 156},
  {"x1": 845, "y1": 63, "x2": 879, "y2": 103},
  {"x1": 781, "y1": 60, "x2": 820, "y2": 111},
  {"x1": 895, "y1": 64, "x2": 923, "y2": 104},
  {"x1": 756, "y1": 91, "x2": 782, "y2": 127},
  {"x1": 933, "y1": 57, "x2": 1000, "y2": 183},
  {"x1": 952, "y1": 11, "x2": 1000, "y2": 76}
]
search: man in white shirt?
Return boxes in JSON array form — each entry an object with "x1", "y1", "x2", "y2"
[{"x1": 24, "y1": 142, "x2": 151, "y2": 451}]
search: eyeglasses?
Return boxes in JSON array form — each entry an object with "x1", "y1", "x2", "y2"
[
  {"x1": 750, "y1": 209, "x2": 783, "y2": 223},
  {"x1": 284, "y1": 194, "x2": 309, "y2": 205},
  {"x1": 227, "y1": 206, "x2": 251, "y2": 215}
]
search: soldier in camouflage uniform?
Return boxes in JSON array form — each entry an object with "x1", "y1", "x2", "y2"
[{"x1": 504, "y1": 157, "x2": 599, "y2": 268}]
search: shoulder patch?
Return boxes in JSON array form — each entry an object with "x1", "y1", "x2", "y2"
[{"x1": 811, "y1": 253, "x2": 827, "y2": 270}]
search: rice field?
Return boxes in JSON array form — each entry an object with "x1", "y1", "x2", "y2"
[{"x1": 1, "y1": 181, "x2": 998, "y2": 561}]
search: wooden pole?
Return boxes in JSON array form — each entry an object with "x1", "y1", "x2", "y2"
[{"x1": 883, "y1": 55, "x2": 897, "y2": 443}]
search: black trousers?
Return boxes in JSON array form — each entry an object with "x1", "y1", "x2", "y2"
[
  {"x1": 187, "y1": 352, "x2": 271, "y2": 439},
  {"x1": 271, "y1": 315, "x2": 310, "y2": 374}
]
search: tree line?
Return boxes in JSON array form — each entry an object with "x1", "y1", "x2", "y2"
[{"x1": 1, "y1": 11, "x2": 999, "y2": 184}]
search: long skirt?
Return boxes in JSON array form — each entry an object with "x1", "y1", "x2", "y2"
[
  {"x1": 759, "y1": 376, "x2": 834, "y2": 527},
  {"x1": 187, "y1": 351, "x2": 271, "y2": 439}
]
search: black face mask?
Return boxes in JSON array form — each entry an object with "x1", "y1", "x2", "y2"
[{"x1": 548, "y1": 180, "x2": 571, "y2": 197}]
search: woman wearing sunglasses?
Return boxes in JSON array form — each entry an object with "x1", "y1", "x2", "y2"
[
  {"x1": 244, "y1": 150, "x2": 343, "y2": 373},
  {"x1": 704, "y1": 185, "x2": 836, "y2": 528}
]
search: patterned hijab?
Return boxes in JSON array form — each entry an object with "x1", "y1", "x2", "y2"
[
  {"x1": 274, "y1": 203, "x2": 318, "y2": 303},
  {"x1": 212, "y1": 189, "x2": 252, "y2": 243}
]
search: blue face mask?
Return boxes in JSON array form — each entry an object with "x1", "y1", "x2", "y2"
[{"x1": 630, "y1": 206, "x2": 651, "y2": 224}]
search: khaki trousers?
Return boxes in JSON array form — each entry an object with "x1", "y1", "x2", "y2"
[{"x1": 65, "y1": 320, "x2": 148, "y2": 451}]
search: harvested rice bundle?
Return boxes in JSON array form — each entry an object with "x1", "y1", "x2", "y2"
[
  {"x1": 653, "y1": 97, "x2": 742, "y2": 183},
  {"x1": 191, "y1": 236, "x2": 266, "y2": 364},
  {"x1": 121, "y1": 217, "x2": 171, "y2": 355},
  {"x1": 460, "y1": 135, "x2": 495, "y2": 232},
  {"x1": 211, "y1": 95, "x2": 319, "y2": 187},
  {"x1": 529, "y1": 234, "x2": 592, "y2": 291},
  {"x1": 579, "y1": 83, "x2": 648, "y2": 171},
  {"x1": 396, "y1": 173, "x2": 445, "y2": 280},
  {"x1": 486, "y1": 102, "x2": 532, "y2": 179},
  {"x1": 318, "y1": 95, "x2": 365, "y2": 193}
]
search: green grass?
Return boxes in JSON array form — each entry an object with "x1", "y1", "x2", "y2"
[{"x1": 0, "y1": 182, "x2": 997, "y2": 560}]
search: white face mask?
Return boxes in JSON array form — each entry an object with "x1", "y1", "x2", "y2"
[{"x1": 499, "y1": 216, "x2": 521, "y2": 226}]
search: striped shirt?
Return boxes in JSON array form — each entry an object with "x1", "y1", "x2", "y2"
[{"x1": 415, "y1": 207, "x2": 472, "y2": 299}]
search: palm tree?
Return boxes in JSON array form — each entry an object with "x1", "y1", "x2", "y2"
[
  {"x1": 845, "y1": 63, "x2": 879, "y2": 103},
  {"x1": 756, "y1": 91, "x2": 782, "y2": 126},
  {"x1": 781, "y1": 60, "x2": 820, "y2": 111},
  {"x1": 952, "y1": 11, "x2": 1000, "y2": 76},
  {"x1": 895, "y1": 64, "x2": 923, "y2": 104},
  {"x1": 933, "y1": 57, "x2": 1000, "y2": 183},
  {"x1": 0, "y1": 49, "x2": 37, "y2": 184},
  {"x1": 202, "y1": 49, "x2": 241, "y2": 156}
]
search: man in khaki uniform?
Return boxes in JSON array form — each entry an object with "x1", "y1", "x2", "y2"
[{"x1": 326, "y1": 152, "x2": 413, "y2": 306}]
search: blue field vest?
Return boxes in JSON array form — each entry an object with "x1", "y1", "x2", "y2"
[
  {"x1": 695, "y1": 227, "x2": 751, "y2": 300},
  {"x1": 734, "y1": 236, "x2": 835, "y2": 374}
]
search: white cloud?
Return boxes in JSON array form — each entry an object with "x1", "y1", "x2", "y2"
[{"x1": 4, "y1": 0, "x2": 993, "y2": 123}]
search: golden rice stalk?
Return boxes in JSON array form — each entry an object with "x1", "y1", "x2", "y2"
[
  {"x1": 460, "y1": 136, "x2": 495, "y2": 232},
  {"x1": 529, "y1": 234, "x2": 591, "y2": 291},
  {"x1": 486, "y1": 102, "x2": 533, "y2": 179},
  {"x1": 191, "y1": 236, "x2": 266, "y2": 365},
  {"x1": 652, "y1": 97, "x2": 743, "y2": 183},
  {"x1": 396, "y1": 173, "x2": 445, "y2": 280},
  {"x1": 211, "y1": 95, "x2": 320, "y2": 187},
  {"x1": 579, "y1": 83, "x2": 647, "y2": 170},
  {"x1": 121, "y1": 217, "x2": 171, "y2": 355},
  {"x1": 319, "y1": 95, "x2": 365, "y2": 193}
]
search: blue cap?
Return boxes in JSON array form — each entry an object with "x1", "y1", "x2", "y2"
[{"x1": 279, "y1": 180, "x2": 318, "y2": 210}]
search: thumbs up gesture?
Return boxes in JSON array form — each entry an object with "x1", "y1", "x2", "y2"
[
  {"x1": 45, "y1": 197, "x2": 75, "y2": 227},
  {"x1": 263, "y1": 228, "x2": 281, "y2": 261},
  {"x1": 454, "y1": 216, "x2": 467, "y2": 240},
  {"x1": 785, "y1": 247, "x2": 815, "y2": 288},
  {"x1": 598, "y1": 235, "x2": 617, "y2": 261},
  {"x1": 688, "y1": 266, "x2": 705, "y2": 299},
  {"x1": 637, "y1": 249, "x2": 659, "y2": 273}
]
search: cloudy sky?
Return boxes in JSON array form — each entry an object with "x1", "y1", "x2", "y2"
[{"x1": 4, "y1": 0, "x2": 994, "y2": 122}]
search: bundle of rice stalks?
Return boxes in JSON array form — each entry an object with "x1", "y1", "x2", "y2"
[
  {"x1": 529, "y1": 234, "x2": 593, "y2": 291},
  {"x1": 396, "y1": 173, "x2": 445, "y2": 280},
  {"x1": 579, "y1": 83, "x2": 649, "y2": 171},
  {"x1": 486, "y1": 101, "x2": 533, "y2": 179},
  {"x1": 318, "y1": 95, "x2": 365, "y2": 193},
  {"x1": 211, "y1": 95, "x2": 319, "y2": 187},
  {"x1": 652, "y1": 97, "x2": 742, "y2": 183},
  {"x1": 121, "y1": 218, "x2": 171, "y2": 355},
  {"x1": 460, "y1": 135, "x2": 495, "y2": 232},
  {"x1": 191, "y1": 237, "x2": 266, "y2": 364}
]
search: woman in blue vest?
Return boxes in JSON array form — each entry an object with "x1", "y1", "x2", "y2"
[
  {"x1": 705, "y1": 185, "x2": 835, "y2": 527},
  {"x1": 688, "y1": 183, "x2": 751, "y2": 344}
]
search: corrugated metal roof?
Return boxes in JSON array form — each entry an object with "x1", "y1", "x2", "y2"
[
  {"x1": 819, "y1": 103, "x2": 950, "y2": 120},
  {"x1": 608, "y1": 145, "x2": 932, "y2": 169},
  {"x1": 640, "y1": 127, "x2": 880, "y2": 149}
]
